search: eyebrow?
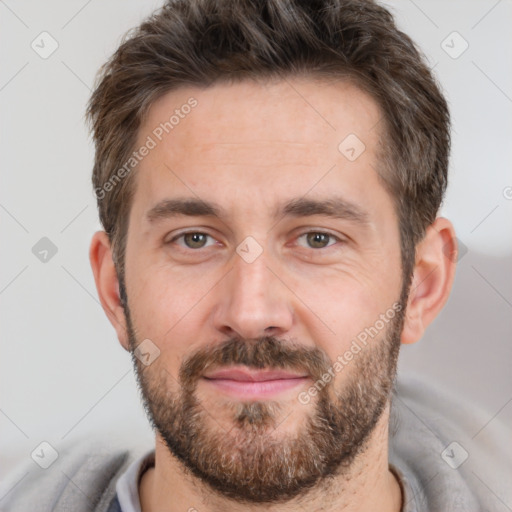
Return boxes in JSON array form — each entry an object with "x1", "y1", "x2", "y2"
[{"x1": 145, "y1": 196, "x2": 370, "y2": 225}]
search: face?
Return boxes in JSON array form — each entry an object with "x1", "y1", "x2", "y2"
[{"x1": 121, "y1": 78, "x2": 407, "y2": 503}]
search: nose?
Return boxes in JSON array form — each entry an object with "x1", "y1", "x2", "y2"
[{"x1": 212, "y1": 247, "x2": 294, "y2": 340}]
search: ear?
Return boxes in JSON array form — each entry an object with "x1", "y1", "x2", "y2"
[
  {"x1": 89, "y1": 231, "x2": 130, "y2": 351},
  {"x1": 400, "y1": 217, "x2": 457, "y2": 345}
]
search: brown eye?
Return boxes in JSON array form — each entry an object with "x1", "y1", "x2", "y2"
[
  {"x1": 297, "y1": 232, "x2": 338, "y2": 249},
  {"x1": 307, "y1": 233, "x2": 330, "y2": 248},
  {"x1": 182, "y1": 232, "x2": 209, "y2": 249},
  {"x1": 168, "y1": 232, "x2": 216, "y2": 249}
]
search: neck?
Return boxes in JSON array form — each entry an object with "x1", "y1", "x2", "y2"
[{"x1": 139, "y1": 404, "x2": 402, "y2": 512}]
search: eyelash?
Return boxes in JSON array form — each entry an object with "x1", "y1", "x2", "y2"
[{"x1": 167, "y1": 230, "x2": 344, "y2": 251}]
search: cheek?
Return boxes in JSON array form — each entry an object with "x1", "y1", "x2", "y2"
[
  {"x1": 291, "y1": 266, "x2": 400, "y2": 375},
  {"x1": 293, "y1": 267, "x2": 390, "y2": 336},
  {"x1": 126, "y1": 259, "x2": 222, "y2": 345}
]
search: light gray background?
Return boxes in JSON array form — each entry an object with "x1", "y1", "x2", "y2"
[{"x1": 1, "y1": 0, "x2": 511, "y2": 496}]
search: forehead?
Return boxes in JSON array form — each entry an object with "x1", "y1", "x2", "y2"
[
  {"x1": 131, "y1": 78, "x2": 390, "y2": 223},
  {"x1": 139, "y1": 77, "x2": 381, "y2": 150}
]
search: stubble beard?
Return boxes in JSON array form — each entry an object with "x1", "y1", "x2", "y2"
[{"x1": 126, "y1": 300, "x2": 404, "y2": 505}]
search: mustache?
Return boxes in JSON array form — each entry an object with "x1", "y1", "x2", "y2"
[{"x1": 179, "y1": 335, "x2": 333, "y2": 390}]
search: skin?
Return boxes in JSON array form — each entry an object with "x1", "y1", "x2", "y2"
[{"x1": 90, "y1": 78, "x2": 457, "y2": 512}]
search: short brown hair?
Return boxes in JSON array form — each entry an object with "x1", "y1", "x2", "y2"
[{"x1": 87, "y1": 0, "x2": 450, "y2": 301}]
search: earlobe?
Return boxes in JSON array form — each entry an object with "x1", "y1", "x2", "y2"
[
  {"x1": 89, "y1": 231, "x2": 130, "y2": 351},
  {"x1": 400, "y1": 217, "x2": 458, "y2": 345}
]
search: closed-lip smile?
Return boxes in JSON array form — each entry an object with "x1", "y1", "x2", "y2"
[{"x1": 202, "y1": 366, "x2": 310, "y2": 399}]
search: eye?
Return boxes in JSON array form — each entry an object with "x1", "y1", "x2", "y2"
[
  {"x1": 169, "y1": 231, "x2": 217, "y2": 249},
  {"x1": 296, "y1": 231, "x2": 341, "y2": 249}
]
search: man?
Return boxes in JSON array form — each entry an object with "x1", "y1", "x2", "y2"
[{"x1": 2, "y1": 0, "x2": 509, "y2": 511}]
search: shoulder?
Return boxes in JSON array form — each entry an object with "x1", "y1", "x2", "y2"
[
  {"x1": 0, "y1": 436, "x2": 150, "y2": 512},
  {"x1": 390, "y1": 376, "x2": 511, "y2": 511}
]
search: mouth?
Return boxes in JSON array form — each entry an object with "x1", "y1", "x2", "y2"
[{"x1": 202, "y1": 366, "x2": 310, "y2": 399}]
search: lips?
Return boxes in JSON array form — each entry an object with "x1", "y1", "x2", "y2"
[
  {"x1": 201, "y1": 367, "x2": 310, "y2": 399},
  {"x1": 203, "y1": 367, "x2": 308, "y2": 382}
]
